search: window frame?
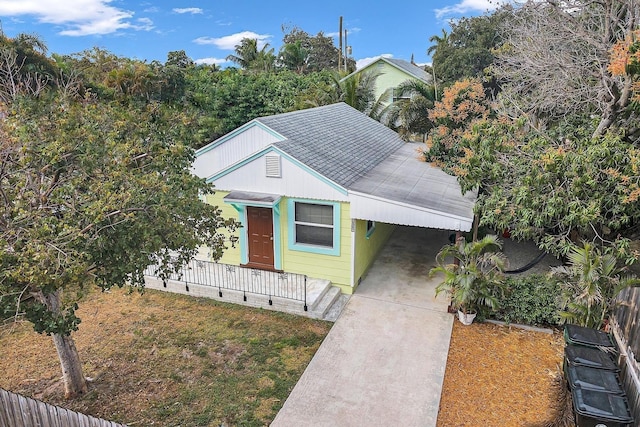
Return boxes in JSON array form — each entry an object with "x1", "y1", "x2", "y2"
[
  {"x1": 287, "y1": 199, "x2": 341, "y2": 256},
  {"x1": 366, "y1": 220, "x2": 376, "y2": 239}
]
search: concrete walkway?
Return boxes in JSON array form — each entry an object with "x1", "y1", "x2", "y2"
[{"x1": 271, "y1": 227, "x2": 454, "y2": 427}]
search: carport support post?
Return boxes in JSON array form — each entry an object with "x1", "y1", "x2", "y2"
[
  {"x1": 472, "y1": 214, "x2": 479, "y2": 242},
  {"x1": 453, "y1": 231, "x2": 462, "y2": 267}
]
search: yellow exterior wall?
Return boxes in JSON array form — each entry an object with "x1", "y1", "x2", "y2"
[
  {"x1": 280, "y1": 199, "x2": 353, "y2": 292},
  {"x1": 202, "y1": 192, "x2": 354, "y2": 291},
  {"x1": 372, "y1": 61, "x2": 416, "y2": 104},
  {"x1": 203, "y1": 191, "x2": 241, "y2": 265},
  {"x1": 353, "y1": 221, "x2": 396, "y2": 290}
]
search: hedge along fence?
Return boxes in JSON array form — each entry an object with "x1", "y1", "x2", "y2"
[
  {"x1": 612, "y1": 286, "x2": 640, "y2": 422},
  {"x1": 0, "y1": 387, "x2": 126, "y2": 427}
]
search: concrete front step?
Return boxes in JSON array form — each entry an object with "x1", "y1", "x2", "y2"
[{"x1": 309, "y1": 286, "x2": 342, "y2": 320}]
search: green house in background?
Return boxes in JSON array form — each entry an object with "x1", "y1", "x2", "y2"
[
  {"x1": 340, "y1": 56, "x2": 432, "y2": 106},
  {"x1": 193, "y1": 103, "x2": 474, "y2": 294}
]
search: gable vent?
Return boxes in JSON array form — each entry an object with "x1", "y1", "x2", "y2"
[{"x1": 265, "y1": 154, "x2": 281, "y2": 178}]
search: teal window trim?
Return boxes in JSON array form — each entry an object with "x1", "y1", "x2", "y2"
[
  {"x1": 366, "y1": 220, "x2": 376, "y2": 239},
  {"x1": 227, "y1": 200, "x2": 282, "y2": 269},
  {"x1": 287, "y1": 198, "x2": 341, "y2": 256}
]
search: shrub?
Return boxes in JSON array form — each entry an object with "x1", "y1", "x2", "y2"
[{"x1": 491, "y1": 274, "x2": 562, "y2": 326}]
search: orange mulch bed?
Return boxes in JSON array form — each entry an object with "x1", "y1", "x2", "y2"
[{"x1": 437, "y1": 320, "x2": 570, "y2": 427}]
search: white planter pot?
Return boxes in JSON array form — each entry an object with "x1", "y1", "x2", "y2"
[{"x1": 457, "y1": 310, "x2": 477, "y2": 325}]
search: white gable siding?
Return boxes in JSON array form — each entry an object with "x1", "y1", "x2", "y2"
[
  {"x1": 349, "y1": 191, "x2": 473, "y2": 231},
  {"x1": 213, "y1": 153, "x2": 348, "y2": 202},
  {"x1": 192, "y1": 125, "x2": 281, "y2": 179}
]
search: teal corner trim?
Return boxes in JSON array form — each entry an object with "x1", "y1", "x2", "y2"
[
  {"x1": 195, "y1": 120, "x2": 285, "y2": 157},
  {"x1": 206, "y1": 146, "x2": 348, "y2": 196},
  {"x1": 366, "y1": 221, "x2": 376, "y2": 239},
  {"x1": 272, "y1": 200, "x2": 282, "y2": 270},
  {"x1": 226, "y1": 200, "x2": 282, "y2": 270},
  {"x1": 229, "y1": 203, "x2": 248, "y2": 264},
  {"x1": 287, "y1": 198, "x2": 341, "y2": 256}
]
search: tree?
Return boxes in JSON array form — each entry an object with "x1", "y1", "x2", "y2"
[
  {"x1": 384, "y1": 80, "x2": 438, "y2": 141},
  {"x1": 430, "y1": 235, "x2": 507, "y2": 316},
  {"x1": 225, "y1": 38, "x2": 275, "y2": 72},
  {"x1": 450, "y1": 114, "x2": 640, "y2": 258},
  {"x1": 0, "y1": 95, "x2": 238, "y2": 398},
  {"x1": 278, "y1": 40, "x2": 309, "y2": 74},
  {"x1": 0, "y1": 32, "x2": 58, "y2": 103},
  {"x1": 281, "y1": 26, "x2": 355, "y2": 72},
  {"x1": 427, "y1": 29, "x2": 448, "y2": 57},
  {"x1": 428, "y1": 9, "x2": 509, "y2": 90},
  {"x1": 103, "y1": 60, "x2": 158, "y2": 101},
  {"x1": 493, "y1": 0, "x2": 639, "y2": 137},
  {"x1": 184, "y1": 68, "x2": 327, "y2": 144},
  {"x1": 166, "y1": 50, "x2": 194, "y2": 69},
  {"x1": 332, "y1": 70, "x2": 387, "y2": 118},
  {"x1": 422, "y1": 78, "x2": 493, "y2": 169},
  {"x1": 609, "y1": 28, "x2": 640, "y2": 107},
  {"x1": 553, "y1": 242, "x2": 640, "y2": 329}
]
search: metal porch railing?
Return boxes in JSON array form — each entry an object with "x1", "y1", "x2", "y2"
[{"x1": 144, "y1": 259, "x2": 308, "y2": 311}]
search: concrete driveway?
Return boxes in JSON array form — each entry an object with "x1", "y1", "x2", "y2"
[{"x1": 271, "y1": 226, "x2": 454, "y2": 427}]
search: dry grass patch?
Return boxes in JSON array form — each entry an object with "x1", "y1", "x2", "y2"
[{"x1": 0, "y1": 287, "x2": 331, "y2": 426}]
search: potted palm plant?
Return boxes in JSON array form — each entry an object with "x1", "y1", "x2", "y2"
[{"x1": 430, "y1": 235, "x2": 508, "y2": 325}]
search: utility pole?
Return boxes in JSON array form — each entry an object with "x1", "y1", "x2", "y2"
[
  {"x1": 344, "y1": 28, "x2": 348, "y2": 71},
  {"x1": 338, "y1": 16, "x2": 343, "y2": 73}
]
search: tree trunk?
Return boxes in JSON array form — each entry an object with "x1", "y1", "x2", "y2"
[
  {"x1": 39, "y1": 290, "x2": 87, "y2": 398},
  {"x1": 52, "y1": 332, "x2": 88, "y2": 398}
]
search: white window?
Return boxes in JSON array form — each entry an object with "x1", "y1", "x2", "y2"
[
  {"x1": 392, "y1": 88, "x2": 411, "y2": 103},
  {"x1": 294, "y1": 202, "x2": 334, "y2": 247}
]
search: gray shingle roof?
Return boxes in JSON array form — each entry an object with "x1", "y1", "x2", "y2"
[
  {"x1": 257, "y1": 103, "x2": 404, "y2": 187},
  {"x1": 383, "y1": 58, "x2": 431, "y2": 84},
  {"x1": 339, "y1": 57, "x2": 432, "y2": 84}
]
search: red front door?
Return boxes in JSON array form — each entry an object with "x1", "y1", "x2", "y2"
[{"x1": 246, "y1": 207, "x2": 274, "y2": 269}]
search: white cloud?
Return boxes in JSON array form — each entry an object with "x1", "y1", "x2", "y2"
[
  {"x1": 134, "y1": 17, "x2": 154, "y2": 31},
  {"x1": 193, "y1": 31, "x2": 272, "y2": 50},
  {"x1": 355, "y1": 54, "x2": 393, "y2": 70},
  {"x1": 173, "y1": 7, "x2": 203, "y2": 14},
  {"x1": 194, "y1": 57, "x2": 227, "y2": 65},
  {"x1": 0, "y1": 0, "x2": 146, "y2": 36},
  {"x1": 434, "y1": 0, "x2": 506, "y2": 19}
]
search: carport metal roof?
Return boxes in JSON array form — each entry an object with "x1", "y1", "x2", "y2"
[{"x1": 348, "y1": 143, "x2": 477, "y2": 231}]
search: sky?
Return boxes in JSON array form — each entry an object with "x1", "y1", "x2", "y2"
[{"x1": 0, "y1": 0, "x2": 505, "y2": 69}]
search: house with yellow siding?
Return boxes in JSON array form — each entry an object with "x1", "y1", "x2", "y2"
[
  {"x1": 340, "y1": 57, "x2": 432, "y2": 106},
  {"x1": 193, "y1": 103, "x2": 475, "y2": 294}
]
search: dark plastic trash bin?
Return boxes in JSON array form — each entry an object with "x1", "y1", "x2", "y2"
[
  {"x1": 572, "y1": 387, "x2": 634, "y2": 427},
  {"x1": 564, "y1": 324, "x2": 615, "y2": 350},
  {"x1": 565, "y1": 345, "x2": 619, "y2": 371},
  {"x1": 564, "y1": 361, "x2": 625, "y2": 395}
]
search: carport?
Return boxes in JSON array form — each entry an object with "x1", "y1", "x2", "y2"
[{"x1": 272, "y1": 226, "x2": 455, "y2": 427}]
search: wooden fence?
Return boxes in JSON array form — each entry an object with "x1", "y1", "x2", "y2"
[
  {"x1": 612, "y1": 286, "x2": 640, "y2": 421},
  {"x1": 0, "y1": 387, "x2": 126, "y2": 427}
]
